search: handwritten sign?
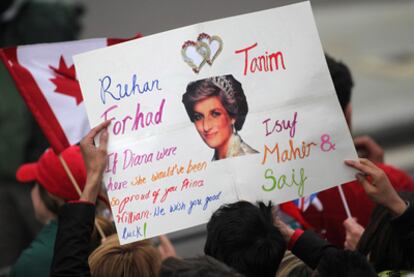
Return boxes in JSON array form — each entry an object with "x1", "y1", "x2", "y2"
[{"x1": 74, "y1": 1, "x2": 357, "y2": 244}]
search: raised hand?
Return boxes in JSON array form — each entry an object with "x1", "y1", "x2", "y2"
[
  {"x1": 79, "y1": 120, "x2": 111, "y2": 202},
  {"x1": 345, "y1": 159, "x2": 407, "y2": 216}
]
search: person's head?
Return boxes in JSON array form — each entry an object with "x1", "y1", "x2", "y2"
[
  {"x1": 30, "y1": 183, "x2": 63, "y2": 223},
  {"x1": 89, "y1": 234, "x2": 161, "y2": 277},
  {"x1": 325, "y1": 54, "x2": 354, "y2": 128},
  {"x1": 357, "y1": 192, "x2": 414, "y2": 273},
  {"x1": 314, "y1": 250, "x2": 376, "y2": 277},
  {"x1": 16, "y1": 145, "x2": 87, "y2": 222},
  {"x1": 182, "y1": 75, "x2": 248, "y2": 151},
  {"x1": 204, "y1": 201, "x2": 286, "y2": 277},
  {"x1": 276, "y1": 251, "x2": 312, "y2": 277},
  {"x1": 159, "y1": 255, "x2": 243, "y2": 277}
]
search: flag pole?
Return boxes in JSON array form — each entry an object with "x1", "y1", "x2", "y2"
[
  {"x1": 58, "y1": 155, "x2": 106, "y2": 240},
  {"x1": 337, "y1": 185, "x2": 352, "y2": 218}
]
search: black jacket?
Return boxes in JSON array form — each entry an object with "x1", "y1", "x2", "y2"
[
  {"x1": 291, "y1": 201, "x2": 414, "y2": 270},
  {"x1": 51, "y1": 202, "x2": 95, "y2": 277}
]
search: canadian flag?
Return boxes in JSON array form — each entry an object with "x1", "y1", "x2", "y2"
[{"x1": 0, "y1": 36, "x2": 140, "y2": 153}]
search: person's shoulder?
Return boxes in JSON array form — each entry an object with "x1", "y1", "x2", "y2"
[
  {"x1": 9, "y1": 251, "x2": 52, "y2": 276},
  {"x1": 377, "y1": 163, "x2": 408, "y2": 175},
  {"x1": 377, "y1": 163, "x2": 414, "y2": 191},
  {"x1": 8, "y1": 224, "x2": 56, "y2": 276},
  {"x1": 24, "y1": 221, "x2": 57, "y2": 257}
]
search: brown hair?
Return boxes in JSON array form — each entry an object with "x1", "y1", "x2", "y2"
[
  {"x1": 88, "y1": 234, "x2": 161, "y2": 277},
  {"x1": 276, "y1": 251, "x2": 312, "y2": 277},
  {"x1": 160, "y1": 256, "x2": 243, "y2": 277},
  {"x1": 37, "y1": 184, "x2": 63, "y2": 215},
  {"x1": 182, "y1": 74, "x2": 248, "y2": 131}
]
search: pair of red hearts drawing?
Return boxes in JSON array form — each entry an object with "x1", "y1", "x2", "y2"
[{"x1": 181, "y1": 33, "x2": 223, "y2": 73}]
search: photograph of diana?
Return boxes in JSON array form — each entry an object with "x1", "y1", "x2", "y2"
[{"x1": 182, "y1": 74, "x2": 258, "y2": 161}]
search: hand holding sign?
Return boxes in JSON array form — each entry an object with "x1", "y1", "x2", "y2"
[
  {"x1": 80, "y1": 120, "x2": 110, "y2": 203},
  {"x1": 345, "y1": 159, "x2": 407, "y2": 216}
]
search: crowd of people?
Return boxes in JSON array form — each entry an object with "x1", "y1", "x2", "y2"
[{"x1": 7, "y1": 56, "x2": 414, "y2": 277}]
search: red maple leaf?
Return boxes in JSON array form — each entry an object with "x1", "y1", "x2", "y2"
[{"x1": 49, "y1": 56, "x2": 83, "y2": 105}]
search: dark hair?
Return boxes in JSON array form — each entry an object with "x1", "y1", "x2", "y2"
[
  {"x1": 204, "y1": 201, "x2": 286, "y2": 277},
  {"x1": 38, "y1": 184, "x2": 61, "y2": 215},
  {"x1": 182, "y1": 74, "x2": 248, "y2": 131},
  {"x1": 325, "y1": 54, "x2": 354, "y2": 112},
  {"x1": 357, "y1": 192, "x2": 414, "y2": 273},
  {"x1": 159, "y1": 255, "x2": 243, "y2": 277},
  {"x1": 316, "y1": 250, "x2": 376, "y2": 277}
]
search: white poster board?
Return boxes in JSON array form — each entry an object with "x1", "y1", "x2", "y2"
[{"x1": 74, "y1": 1, "x2": 357, "y2": 244}]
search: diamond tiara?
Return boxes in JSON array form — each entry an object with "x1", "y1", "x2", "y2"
[{"x1": 210, "y1": 76, "x2": 234, "y2": 98}]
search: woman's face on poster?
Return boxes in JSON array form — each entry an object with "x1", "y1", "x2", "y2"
[{"x1": 193, "y1": 96, "x2": 235, "y2": 150}]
